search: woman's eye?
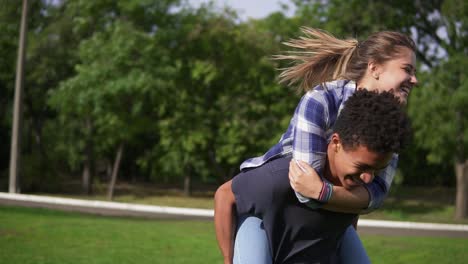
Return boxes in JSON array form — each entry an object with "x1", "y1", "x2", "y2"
[{"x1": 404, "y1": 67, "x2": 416, "y2": 76}]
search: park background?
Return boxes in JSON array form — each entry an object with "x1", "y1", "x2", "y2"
[{"x1": 1, "y1": 0, "x2": 467, "y2": 263}]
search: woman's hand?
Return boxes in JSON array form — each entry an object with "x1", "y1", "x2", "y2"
[{"x1": 289, "y1": 159, "x2": 323, "y2": 200}]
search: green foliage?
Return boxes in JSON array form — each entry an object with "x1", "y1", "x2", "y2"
[
  {"x1": 409, "y1": 53, "x2": 468, "y2": 164},
  {"x1": 48, "y1": 20, "x2": 174, "y2": 170},
  {"x1": 1, "y1": 0, "x2": 466, "y2": 191},
  {"x1": 140, "y1": 8, "x2": 297, "y2": 182}
]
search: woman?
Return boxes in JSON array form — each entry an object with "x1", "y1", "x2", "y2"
[{"x1": 215, "y1": 28, "x2": 418, "y2": 263}]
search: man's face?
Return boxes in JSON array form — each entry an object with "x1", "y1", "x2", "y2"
[{"x1": 330, "y1": 143, "x2": 392, "y2": 190}]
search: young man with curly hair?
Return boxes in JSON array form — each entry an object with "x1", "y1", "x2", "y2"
[{"x1": 215, "y1": 90, "x2": 412, "y2": 263}]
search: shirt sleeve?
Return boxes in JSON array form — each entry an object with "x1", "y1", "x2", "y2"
[
  {"x1": 292, "y1": 91, "x2": 330, "y2": 205},
  {"x1": 361, "y1": 154, "x2": 399, "y2": 214}
]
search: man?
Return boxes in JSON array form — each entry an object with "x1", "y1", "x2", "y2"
[{"x1": 214, "y1": 90, "x2": 411, "y2": 263}]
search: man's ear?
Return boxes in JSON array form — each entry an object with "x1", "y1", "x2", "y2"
[{"x1": 331, "y1": 133, "x2": 341, "y2": 152}]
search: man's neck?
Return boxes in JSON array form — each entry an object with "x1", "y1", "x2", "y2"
[{"x1": 324, "y1": 157, "x2": 342, "y2": 187}]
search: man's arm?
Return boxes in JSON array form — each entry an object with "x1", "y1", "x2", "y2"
[
  {"x1": 214, "y1": 180, "x2": 236, "y2": 264},
  {"x1": 290, "y1": 158, "x2": 397, "y2": 214}
]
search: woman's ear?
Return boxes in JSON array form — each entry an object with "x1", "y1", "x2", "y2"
[{"x1": 368, "y1": 61, "x2": 381, "y2": 80}]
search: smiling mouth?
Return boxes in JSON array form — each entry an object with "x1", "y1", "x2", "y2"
[{"x1": 400, "y1": 85, "x2": 412, "y2": 96}]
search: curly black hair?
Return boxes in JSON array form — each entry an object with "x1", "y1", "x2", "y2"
[{"x1": 333, "y1": 89, "x2": 411, "y2": 154}]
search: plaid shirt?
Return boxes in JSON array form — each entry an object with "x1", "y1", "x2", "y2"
[{"x1": 240, "y1": 80, "x2": 398, "y2": 212}]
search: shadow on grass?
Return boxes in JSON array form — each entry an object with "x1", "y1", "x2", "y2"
[
  {"x1": 46, "y1": 180, "x2": 218, "y2": 199},
  {"x1": 381, "y1": 198, "x2": 446, "y2": 215}
]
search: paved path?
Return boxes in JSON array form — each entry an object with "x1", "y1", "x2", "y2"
[{"x1": 1, "y1": 192, "x2": 467, "y2": 238}]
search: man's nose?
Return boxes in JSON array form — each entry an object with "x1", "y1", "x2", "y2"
[{"x1": 360, "y1": 172, "x2": 375, "y2": 184}]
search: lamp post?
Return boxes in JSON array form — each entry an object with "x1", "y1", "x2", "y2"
[{"x1": 9, "y1": 0, "x2": 28, "y2": 193}]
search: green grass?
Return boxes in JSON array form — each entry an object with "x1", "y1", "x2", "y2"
[
  {"x1": 1, "y1": 206, "x2": 467, "y2": 264},
  {"x1": 0, "y1": 206, "x2": 220, "y2": 264},
  {"x1": 364, "y1": 236, "x2": 468, "y2": 263}
]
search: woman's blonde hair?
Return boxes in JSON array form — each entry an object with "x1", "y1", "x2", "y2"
[{"x1": 275, "y1": 27, "x2": 416, "y2": 92}]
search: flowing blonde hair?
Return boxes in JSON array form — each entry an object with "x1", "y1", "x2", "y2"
[{"x1": 275, "y1": 27, "x2": 416, "y2": 92}]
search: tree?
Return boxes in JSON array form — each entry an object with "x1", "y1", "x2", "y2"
[
  {"x1": 140, "y1": 6, "x2": 301, "y2": 195},
  {"x1": 407, "y1": 0, "x2": 468, "y2": 219},
  {"x1": 409, "y1": 55, "x2": 468, "y2": 219},
  {"x1": 44, "y1": 0, "x2": 180, "y2": 195},
  {"x1": 48, "y1": 20, "x2": 174, "y2": 195}
]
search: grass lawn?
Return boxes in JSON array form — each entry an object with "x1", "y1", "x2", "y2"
[
  {"x1": 364, "y1": 235, "x2": 468, "y2": 264},
  {"x1": 1, "y1": 206, "x2": 467, "y2": 264},
  {"x1": 0, "y1": 206, "x2": 220, "y2": 264}
]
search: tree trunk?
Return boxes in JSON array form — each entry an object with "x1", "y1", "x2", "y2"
[
  {"x1": 82, "y1": 119, "x2": 94, "y2": 195},
  {"x1": 184, "y1": 166, "x2": 192, "y2": 197},
  {"x1": 455, "y1": 160, "x2": 468, "y2": 220},
  {"x1": 82, "y1": 158, "x2": 92, "y2": 195},
  {"x1": 108, "y1": 143, "x2": 124, "y2": 201},
  {"x1": 106, "y1": 161, "x2": 112, "y2": 180}
]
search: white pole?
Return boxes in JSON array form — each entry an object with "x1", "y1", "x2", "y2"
[{"x1": 9, "y1": 0, "x2": 28, "y2": 193}]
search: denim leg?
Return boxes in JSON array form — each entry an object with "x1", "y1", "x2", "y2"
[
  {"x1": 233, "y1": 215, "x2": 272, "y2": 264},
  {"x1": 338, "y1": 225, "x2": 371, "y2": 264}
]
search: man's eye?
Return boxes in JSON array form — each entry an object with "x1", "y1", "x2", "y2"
[{"x1": 350, "y1": 174, "x2": 365, "y2": 184}]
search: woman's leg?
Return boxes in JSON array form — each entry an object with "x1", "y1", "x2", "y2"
[
  {"x1": 233, "y1": 215, "x2": 272, "y2": 264},
  {"x1": 338, "y1": 226, "x2": 371, "y2": 264}
]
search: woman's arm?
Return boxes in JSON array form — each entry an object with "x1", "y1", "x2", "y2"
[
  {"x1": 290, "y1": 90, "x2": 328, "y2": 205},
  {"x1": 325, "y1": 155, "x2": 398, "y2": 213},
  {"x1": 324, "y1": 186, "x2": 369, "y2": 213},
  {"x1": 290, "y1": 158, "x2": 398, "y2": 214},
  {"x1": 214, "y1": 180, "x2": 236, "y2": 264},
  {"x1": 289, "y1": 159, "x2": 369, "y2": 213}
]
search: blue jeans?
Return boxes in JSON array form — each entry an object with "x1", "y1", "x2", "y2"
[{"x1": 233, "y1": 216, "x2": 370, "y2": 264}]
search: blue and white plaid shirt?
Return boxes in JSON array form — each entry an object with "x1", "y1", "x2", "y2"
[{"x1": 240, "y1": 80, "x2": 398, "y2": 212}]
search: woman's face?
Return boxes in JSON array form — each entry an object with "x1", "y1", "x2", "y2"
[{"x1": 367, "y1": 47, "x2": 418, "y2": 105}]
